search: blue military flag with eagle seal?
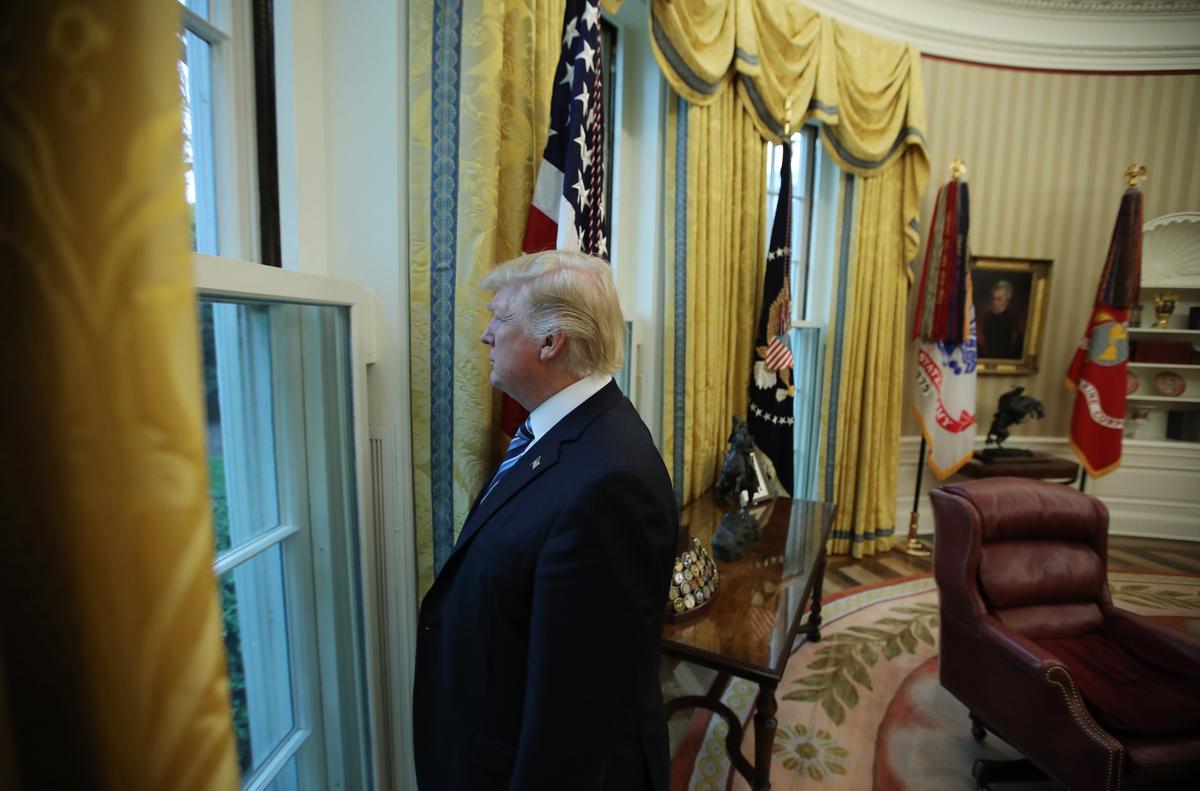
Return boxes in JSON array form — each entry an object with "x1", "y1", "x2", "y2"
[{"x1": 748, "y1": 143, "x2": 795, "y2": 496}]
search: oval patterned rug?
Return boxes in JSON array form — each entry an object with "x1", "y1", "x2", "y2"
[{"x1": 670, "y1": 571, "x2": 1200, "y2": 791}]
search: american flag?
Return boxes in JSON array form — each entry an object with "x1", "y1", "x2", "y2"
[
  {"x1": 503, "y1": 0, "x2": 608, "y2": 435},
  {"x1": 762, "y1": 262, "x2": 794, "y2": 371},
  {"x1": 747, "y1": 143, "x2": 795, "y2": 496},
  {"x1": 523, "y1": 0, "x2": 608, "y2": 259}
]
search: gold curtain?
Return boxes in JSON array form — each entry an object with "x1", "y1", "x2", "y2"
[
  {"x1": 0, "y1": 2, "x2": 238, "y2": 787},
  {"x1": 822, "y1": 165, "x2": 911, "y2": 556},
  {"x1": 409, "y1": 0, "x2": 565, "y2": 595},
  {"x1": 650, "y1": 0, "x2": 929, "y2": 554},
  {"x1": 662, "y1": 90, "x2": 767, "y2": 505}
]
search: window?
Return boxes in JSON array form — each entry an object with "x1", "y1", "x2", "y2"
[
  {"x1": 765, "y1": 126, "x2": 819, "y2": 322},
  {"x1": 178, "y1": 0, "x2": 278, "y2": 263},
  {"x1": 179, "y1": 0, "x2": 221, "y2": 254},
  {"x1": 199, "y1": 291, "x2": 373, "y2": 790},
  {"x1": 598, "y1": 18, "x2": 618, "y2": 247},
  {"x1": 765, "y1": 128, "x2": 836, "y2": 500}
]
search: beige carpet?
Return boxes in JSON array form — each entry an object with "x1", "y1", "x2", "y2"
[{"x1": 668, "y1": 571, "x2": 1200, "y2": 790}]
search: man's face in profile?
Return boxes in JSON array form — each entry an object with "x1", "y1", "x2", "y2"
[{"x1": 991, "y1": 288, "x2": 1010, "y2": 314}]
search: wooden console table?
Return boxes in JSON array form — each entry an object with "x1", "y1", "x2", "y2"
[
  {"x1": 661, "y1": 495, "x2": 836, "y2": 791},
  {"x1": 958, "y1": 451, "x2": 1080, "y2": 484}
]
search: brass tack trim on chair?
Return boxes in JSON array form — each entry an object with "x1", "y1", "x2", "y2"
[{"x1": 1043, "y1": 665, "x2": 1122, "y2": 791}]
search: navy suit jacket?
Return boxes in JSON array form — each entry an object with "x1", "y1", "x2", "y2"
[{"x1": 413, "y1": 381, "x2": 679, "y2": 791}]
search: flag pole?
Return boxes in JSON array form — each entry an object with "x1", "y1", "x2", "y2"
[
  {"x1": 901, "y1": 156, "x2": 968, "y2": 558},
  {"x1": 1069, "y1": 164, "x2": 1145, "y2": 495},
  {"x1": 902, "y1": 436, "x2": 933, "y2": 557}
]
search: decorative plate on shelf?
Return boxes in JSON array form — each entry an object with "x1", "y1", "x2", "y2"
[
  {"x1": 1126, "y1": 371, "x2": 1140, "y2": 395},
  {"x1": 1155, "y1": 370, "x2": 1186, "y2": 398}
]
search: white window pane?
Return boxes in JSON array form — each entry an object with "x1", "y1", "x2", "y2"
[
  {"x1": 790, "y1": 133, "x2": 808, "y2": 196},
  {"x1": 767, "y1": 144, "x2": 781, "y2": 192},
  {"x1": 180, "y1": 30, "x2": 218, "y2": 254},
  {"x1": 199, "y1": 302, "x2": 231, "y2": 552},
  {"x1": 205, "y1": 301, "x2": 281, "y2": 555},
  {"x1": 264, "y1": 757, "x2": 299, "y2": 791},
  {"x1": 179, "y1": 0, "x2": 211, "y2": 19},
  {"x1": 220, "y1": 544, "x2": 295, "y2": 778},
  {"x1": 200, "y1": 291, "x2": 371, "y2": 789},
  {"x1": 790, "y1": 201, "x2": 806, "y2": 254}
]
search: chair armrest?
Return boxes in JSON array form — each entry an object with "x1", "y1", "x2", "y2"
[
  {"x1": 966, "y1": 615, "x2": 1125, "y2": 791},
  {"x1": 1105, "y1": 605, "x2": 1200, "y2": 677},
  {"x1": 977, "y1": 615, "x2": 1065, "y2": 676}
]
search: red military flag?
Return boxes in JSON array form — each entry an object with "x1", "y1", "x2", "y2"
[
  {"x1": 1066, "y1": 178, "x2": 1143, "y2": 477},
  {"x1": 502, "y1": 0, "x2": 608, "y2": 435}
]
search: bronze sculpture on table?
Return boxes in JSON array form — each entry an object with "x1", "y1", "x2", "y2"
[
  {"x1": 714, "y1": 416, "x2": 756, "y2": 508},
  {"x1": 712, "y1": 416, "x2": 763, "y2": 561},
  {"x1": 980, "y1": 386, "x2": 1045, "y2": 461}
]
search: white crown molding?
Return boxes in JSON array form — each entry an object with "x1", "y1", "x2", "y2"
[
  {"x1": 804, "y1": 0, "x2": 1200, "y2": 71},
  {"x1": 981, "y1": 1, "x2": 1200, "y2": 14}
]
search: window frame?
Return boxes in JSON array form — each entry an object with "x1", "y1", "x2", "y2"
[
  {"x1": 763, "y1": 128, "x2": 840, "y2": 499},
  {"x1": 195, "y1": 253, "x2": 394, "y2": 790},
  {"x1": 765, "y1": 125, "x2": 820, "y2": 324},
  {"x1": 181, "y1": 0, "x2": 269, "y2": 264}
]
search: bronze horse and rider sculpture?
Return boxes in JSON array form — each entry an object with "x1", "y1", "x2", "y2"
[{"x1": 980, "y1": 386, "x2": 1045, "y2": 461}]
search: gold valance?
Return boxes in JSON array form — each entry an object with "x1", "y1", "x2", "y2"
[{"x1": 649, "y1": 0, "x2": 928, "y2": 177}]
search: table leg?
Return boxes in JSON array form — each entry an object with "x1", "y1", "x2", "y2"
[
  {"x1": 753, "y1": 682, "x2": 778, "y2": 791},
  {"x1": 805, "y1": 555, "x2": 826, "y2": 642}
]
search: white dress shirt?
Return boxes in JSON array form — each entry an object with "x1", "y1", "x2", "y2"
[{"x1": 522, "y1": 372, "x2": 612, "y2": 456}]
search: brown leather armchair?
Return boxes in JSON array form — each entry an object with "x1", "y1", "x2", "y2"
[{"x1": 930, "y1": 477, "x2": 1200, "y2": 790}]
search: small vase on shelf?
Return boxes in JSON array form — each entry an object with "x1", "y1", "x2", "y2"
[{"x1": 1153, "y1": 292, "x2": 1178, "y2": 328}]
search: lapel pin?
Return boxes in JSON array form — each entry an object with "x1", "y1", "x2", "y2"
[{"x1": 531, "y1": 456, "x2": 541, "y2": 470}]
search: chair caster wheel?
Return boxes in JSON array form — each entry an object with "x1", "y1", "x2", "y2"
[{"x1": 969, "y1": 713, "x2": 987, "y2": 741}]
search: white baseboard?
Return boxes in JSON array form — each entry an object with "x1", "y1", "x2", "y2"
[{"x1": 895, "y1": 436, "x2": 1200, "y2": 543}]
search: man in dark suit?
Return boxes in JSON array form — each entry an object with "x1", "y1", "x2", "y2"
[{"x1": 413, "y1": 251, "x2": 679, "y2": 791}]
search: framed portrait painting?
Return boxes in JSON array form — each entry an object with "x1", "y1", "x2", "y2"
[{"x1": 970, "y1": 256, "x2": 1053, "y2": 375}]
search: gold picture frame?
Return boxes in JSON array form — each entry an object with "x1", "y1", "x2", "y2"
[{"x1": 970, "y1": 255, "x2": 1053, "y2": 375}]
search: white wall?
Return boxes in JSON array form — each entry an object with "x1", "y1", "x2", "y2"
[
  {"x1": 897, "y1": 436, "x2": 1200, "y2": 542},
  {"x1": 274, "y1": 0, "x2": 417, "y2": 787},
  {"x1": 608, "y1": 0, "x2": 668, "y2": 445},
  {"x1": 271, "y1": 3, "x2": 674, "y2": 787}
]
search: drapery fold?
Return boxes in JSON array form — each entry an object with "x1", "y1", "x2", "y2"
[
  {"x1": 662, "y1": 91, "x2": 766, "y2": 506},
  {"x1": 1, "y1": 1, "x2": 238, "y2": 785},
  {"x1": 409, "y1": 0, "x2": 565, "y2": 594},
  {"x1": 823, "y1": 167, "x2": 909, "y2": 557},
  {"x1": 652, "y1": 0, "x2": 929, "y2": 555}
]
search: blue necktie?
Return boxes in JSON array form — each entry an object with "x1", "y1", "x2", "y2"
[{"x1": 480, "y1": 419, "x2": 534, "y2": 503}]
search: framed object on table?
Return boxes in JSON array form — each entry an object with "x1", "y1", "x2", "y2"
[
  {"x1": 971, "y1": 255, "x2": 1053, "y2": 375},
  {"x1": 748, "y1": 452, "x2": 771, "y2": 504}
]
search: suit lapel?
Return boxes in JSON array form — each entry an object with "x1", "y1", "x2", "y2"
[{"x1": 448, "y1": 381, "x2": 623, "y2": 562}]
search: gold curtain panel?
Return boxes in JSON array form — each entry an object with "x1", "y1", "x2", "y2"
[
  {"x1": 652, "y1": 0, "x2": 931, "y2": 556},
  {"x1": 0, "y1": 0, "x2": 238, "y2": 785},
  {"x1": 409, "y1": 0, "x2": 567, "y2": 595},
  {"x1": 661, "y1": 92, "x2": 767, "y2": 506},
  {"x1": 650, "y1": 0, "x2": 929, "y2": 266}
]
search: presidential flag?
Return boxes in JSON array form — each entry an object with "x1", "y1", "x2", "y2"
[
  {"x1": 912, "y1": 176, "x2": 976, "y2": 478},
  {"x1": 748, "y1": 143, "x2": 795, "y2": 496},
  {"x1": 1067, "y1": 183, "x2": 1143, "y2": 477},
  {"x1": 502, "y1": 0, "x2": 608, "y2": 435}
]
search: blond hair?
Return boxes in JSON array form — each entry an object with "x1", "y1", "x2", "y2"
[{"x1": 481, "y1": 251, "x2": 625, "y2": 377}]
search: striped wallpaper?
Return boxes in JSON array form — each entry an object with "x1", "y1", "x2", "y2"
[{"x1": 903, "y1": 58, "x2": 1200, "y2": 438}]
